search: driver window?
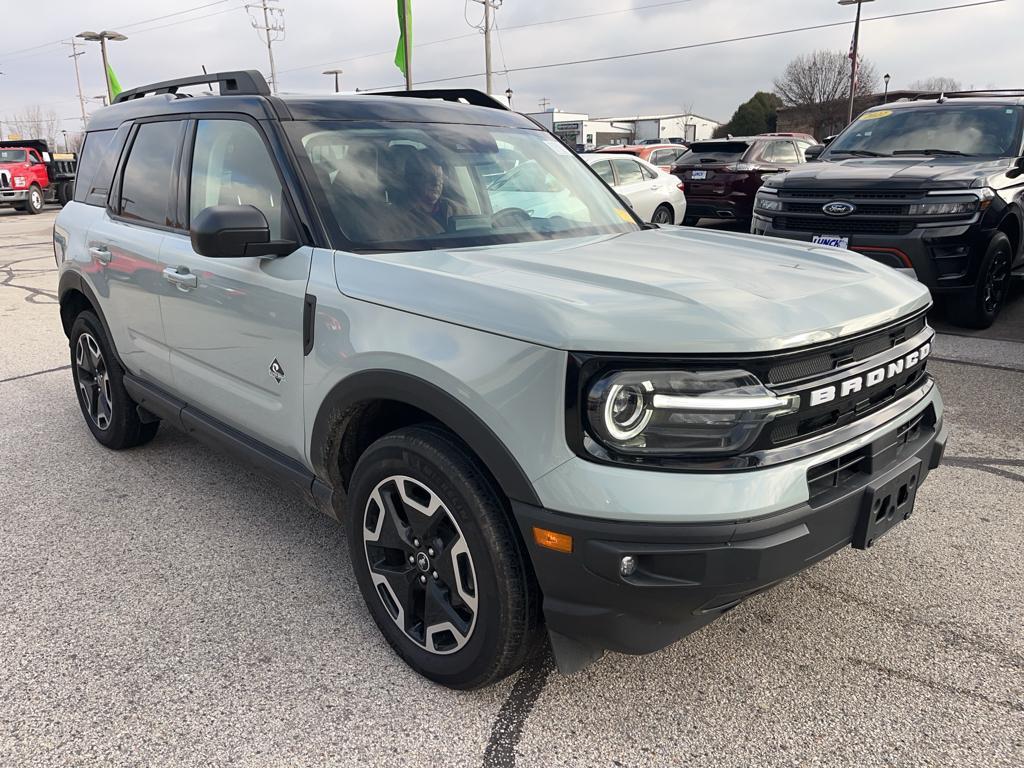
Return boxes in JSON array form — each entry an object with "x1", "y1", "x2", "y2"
[{"x1": 190, "y1": 119, "x2": 285, "y2": 239}]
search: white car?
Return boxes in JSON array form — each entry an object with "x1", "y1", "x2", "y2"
[{"x1": 581, "y1": 153, "x2": 687, "y2": 225}]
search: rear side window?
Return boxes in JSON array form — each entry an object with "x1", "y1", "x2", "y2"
[
  {"x1": 591, "y1": 159, "x2": 614, "y2": 184},
  {"x1": 676, "y1": 141, "x2": 750, "y2": 164},
  {"x1": 118, "y1": 121, "x2": 184, "y2": 227},
  {"x1": 762, "y1": 141, "x2": 799, "y2": 164},
  {"x1": 74, "y1": 126, "x2": 130, "y2": 206},
  {"x1": 611, "y1": 158, "x2": 643, "y2": 184}
]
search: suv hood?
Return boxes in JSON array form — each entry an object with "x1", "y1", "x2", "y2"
[
  {"x1": 334, "y1": 227, "x2": 931, "y2": 354},
  {"x1": 773, "y1": 156, "x2": 1006, "y2": 189}
]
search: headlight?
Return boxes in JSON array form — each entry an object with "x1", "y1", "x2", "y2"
[
  {"x1": 13, "y1": 176, "x2": 26, "y2": 187},
  {"x1": 755, "y1": 195, "x2": 783, "y2": 212},
  {"x1": 907, "y1": 200, "x2": 978, "y2": 216},
  {"x1": 585, "y1": 369, "x2": 799, "y2": 458}
]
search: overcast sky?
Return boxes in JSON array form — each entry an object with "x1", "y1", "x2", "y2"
[{"x1": 3, "y1": 0, "x2": 1020, "y2": 134}]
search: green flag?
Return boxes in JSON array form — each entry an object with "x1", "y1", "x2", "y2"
[
  {"x1": 394, "y1": 0, "x2": 411, "y2": 78},
  {"x1": 106, "y1": 62, "x2": 122, "y2": 100}
]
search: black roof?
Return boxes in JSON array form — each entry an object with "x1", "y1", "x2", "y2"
[{"x1": 89, "y1": 86, "x2": 536, "y2": 133}]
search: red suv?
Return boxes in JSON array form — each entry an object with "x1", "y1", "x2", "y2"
[{"x1": 671, "y1": 135, "x2": 816, "y2": 226}]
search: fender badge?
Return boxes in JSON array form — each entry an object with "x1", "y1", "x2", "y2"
[{"x1": 269, "y1": 358, "x2": 285, "y2": 383}]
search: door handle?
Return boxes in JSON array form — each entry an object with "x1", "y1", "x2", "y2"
[
  {"x1": 162, "y1": 267, "x2": 198, "y2": 290},
  {"x1": 650, "y1": 184, "x2": 659, "y2": 190},
  {"x1": 88, "y1": 245, "x2": 111, "y2": 264}
]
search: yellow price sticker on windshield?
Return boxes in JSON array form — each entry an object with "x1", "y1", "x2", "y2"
[
  {"x1": 613, "y1": 208, "x2": 633, "y2": 222},
  {"x1": 859, "y1": 109, "x2": 893, "y2": 121}
]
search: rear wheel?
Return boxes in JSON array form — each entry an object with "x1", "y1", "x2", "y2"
[
  {"x1": 945, "y1": 231, "x2": 1013, "y2": 329},
  {"x1": 69, "y1": 311, "x2": 159, "y2": 449},
  {"x1": 346, "y1": 425, "x2": 542, "y2": 689},
  {"x1": 652, "y1": 204, "x2": 674, "y2": 225},
  {"x1": 25, "y1": 184, "x2": 44, "y2": 214},
  {"x1": 682, "y1": 215, "x2": 699, "y2": 226},
  {"x1": 57, "y1": 181, "x2": 73, "y2": 206}
]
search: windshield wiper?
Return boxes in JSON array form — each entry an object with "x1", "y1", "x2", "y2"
[
  {"x1": 891, "y1": 148, "x2": 974, "y2": 157},
  {"x1": 829, "y1": 149, "x2": 890, "y2": 157}
]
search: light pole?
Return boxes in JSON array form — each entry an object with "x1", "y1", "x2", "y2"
[
  {"x1": 883, "y1": 73, "x2": 891, "y2": 103},
  {"x1": 505, "y1": 88, "x2": 513, "y2": 109},
  {"x1": 76, "y1": 31, "x2": 127, "y2": 104},
  {"x1": 323, "y1": 69, "x2": 343, "y2": 93},
  {"x1": 60, "y1": 130, "x2": 69, "y2": 152},
  {"x1": 838, "y1": 0, "x2": 874, "y2": 124}
]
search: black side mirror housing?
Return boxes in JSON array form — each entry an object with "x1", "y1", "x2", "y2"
[
  {"x1": 190, "y1": 205, "x2": 297, "y2": 258},
  {"x1": 804, "y1": 144, "x2": 826, "y2": 161},
  {"x1": 1009, "y1": 156, "x2": 1024, "y2": 179}
]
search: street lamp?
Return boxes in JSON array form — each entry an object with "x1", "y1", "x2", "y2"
[
  {"x1": 322, "y1": 68, "x2": 343, "y2": 93},
  {"x1": 883, "y1": 73, "x2": 891, "y2": 103},
  {"x1": 505, "y1": 88, "x2": 513, "y2": 109},
  {"x1": 60, "y1": 130, "x2": 69, "y2": 152},
  {"x1": 76, "y1": 31, "x2": 127, "y2": 104},
  {"x1": 838, "y1": 0, "x2": 875, "y2": 124}
]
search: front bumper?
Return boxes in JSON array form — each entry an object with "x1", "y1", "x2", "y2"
[
  {"x1": 0, "y1": 189, "x2": 28, "y2": 203},
  {"x1": 751, "y1": 213, "x2": 993, "y2": 293},
  {"x1": 515, "y1": 403, "x2": 946, "y2": 673}
]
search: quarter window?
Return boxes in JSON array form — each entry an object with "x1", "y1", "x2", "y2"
[
  {"x1": 591, "y1": 160, "x2": 615, "y2": 184},
  {"x1": 611, "y1": 158, "x2": 643, "y2": 184},
  {"x1": 189, "y1": 120, "x2": 286, "y2": 239},
  {"x1": 118, "y1": 121, "x2": 184, "y2": 226}
]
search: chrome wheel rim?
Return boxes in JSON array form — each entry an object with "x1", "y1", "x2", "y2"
[
  {"x1": 30, "y1": 189, "x2": 41, "y2": 209},
  {"x1": 75, "y1": 332, "x2": 112, "y2": 431},
  {"x1": 982, "y1": 248, "x2": 1010, "y2": 314},
  {"x1": 363, "y1": 475, "x2": 478, "y2": 655}
]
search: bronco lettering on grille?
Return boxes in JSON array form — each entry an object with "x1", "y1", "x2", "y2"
[{"x1": 807, "y1": 342, "x2": 930, "y2": 407}]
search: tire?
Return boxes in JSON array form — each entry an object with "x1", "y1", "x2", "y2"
[
  {"x1": 69, "y1": 311, "x2": 160, "y2": 449},
  {"x1": 682, "y1": 215, "x2": 699, "y2": 226},
  {"x1": 57, "y1": 181, "x2": 73, "y2": 207},
  {"x1": 25, "y1": 184, "x2": 44, "y2": 214},
  {"x1": 945, "y1": 231, "x2": 1013, "y2": 329},
  {"x1": 651, "y1": 204, "x2": 674, "y2": 225},
  {"x1": 346, "y1": 424, "x2": 542, "y2": 689}
]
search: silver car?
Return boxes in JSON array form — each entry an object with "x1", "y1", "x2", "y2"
[{"x1": 54, "y1": 71, "x2": 947, "y2": 689}]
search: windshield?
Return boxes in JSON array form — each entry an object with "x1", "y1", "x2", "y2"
[
  {"x1": 827, "y1": 105, "x2": 1024, "y2": 158},
  {"x1": 288, "y1": 121, "x2": 639, "y2": 251},
  {"x1": 0, "y1": 149, "x2": 27, "y2": 163},
  {"x1": 674, "y1": 141, "x2": 750, "y2": 165}
]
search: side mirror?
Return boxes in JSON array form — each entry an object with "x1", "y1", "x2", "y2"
[
  {"x1": 804, "y1": 145, "x2": 826, "y2": 161},
  {"x1": 190, "y1": 205, "x2": 296, "y2": 258},
  {"x1": 1009, "y1": 156, "x2": 1024, "y2": 179}
]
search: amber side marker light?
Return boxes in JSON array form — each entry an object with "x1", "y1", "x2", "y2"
[{"x1": 533, "y1": 526, "x2": 573, "y2": 553}]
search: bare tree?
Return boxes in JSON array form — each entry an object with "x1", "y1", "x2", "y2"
[
  {"x1": 908, "y1": 76, "x2": 963, "y2": 92},
  {"x1": 3, "y1": 106, "x2": 62, "y2": 149},
  {"x1": 773, "y1": 50, "x2": 879, "y2": 138}
]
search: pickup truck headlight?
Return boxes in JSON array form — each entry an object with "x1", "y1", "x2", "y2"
[
  {"x1": 907, "y1": 200, "x2": 978, "y2": 216},
  {"x1": 585, "y1": 369, "x2": 798, "y2": 458},
  {"x1": 754, "y1": 195, "x2": 783, "y2": 212}
]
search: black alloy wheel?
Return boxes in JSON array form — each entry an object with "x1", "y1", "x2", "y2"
[{"x1": 652, "y1": 204, "x2": 674, "y2": 225}]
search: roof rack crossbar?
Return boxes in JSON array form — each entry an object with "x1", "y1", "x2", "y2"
[
  {"x1": 113, "y1": 70, "x2": 270, "y2": 104},
  {"x1": 367, "y1": 88, "x2": 509, "y2": 111},
  {"x1": 911, "y1": 88, "x2": 1024, "y2": 101}
]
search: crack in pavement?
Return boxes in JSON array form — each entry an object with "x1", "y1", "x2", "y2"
[
  {"x1": 846, "y1": 656, "x2": 1024, "y2": 714},
  {"x1": 0, "y1": 253, "x2": 58, "y2": 304},
  {"x1": 482, "y1": 646, "x2": 555, "y2": 768},
  {"x1": 941, "y1": 455, "x2": 1024, "y2": 484},
  {"x1": 0, "y1": 364, "x2": 71, "y2": 384}
]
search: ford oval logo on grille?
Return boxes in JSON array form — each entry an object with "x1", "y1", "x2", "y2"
[{"x1": 823, "y1": 200, "x2": 857, "y2": 216}]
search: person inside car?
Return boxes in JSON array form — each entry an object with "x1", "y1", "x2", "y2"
[{"x1": 392, "y1": 149, "x2": 467, "y2": 235}]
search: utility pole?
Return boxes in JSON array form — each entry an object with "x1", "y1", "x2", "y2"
[
  {"x1": 538, "y1": 97, "x2": 550, "y2": 111},
  {"x1": 247, "y1": 0, "x2": 285, "y2": 94},
  {"x1": 63, "y1": 39, "x2": 89, "y2": 129},
  {"x1": 469, "y1": 0, "x2": 500, "y2": 95},
  {"x1": 323, "y1": 69, "x2": 343, "y2": 93}
]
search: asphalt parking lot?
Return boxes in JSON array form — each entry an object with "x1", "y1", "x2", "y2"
[{"x1": 2, "y1": 209, "x2": 1022, "y2": 767}]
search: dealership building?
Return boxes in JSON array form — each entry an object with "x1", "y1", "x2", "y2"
[{"x1": 525, "y1": 109, "x2": 721, "y2": 149}]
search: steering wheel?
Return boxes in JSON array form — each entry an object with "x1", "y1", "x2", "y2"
[{"x1": 491, "y1": 207, "x2": 532, "y2": 228}]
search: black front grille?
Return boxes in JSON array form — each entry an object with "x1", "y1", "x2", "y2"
[
  {"x1": 779, "y1": 189, "x2": 919, "y2": 201},
  {"x1": 774, "y1": 216, "x2": 915, "y2": 235},
  {"x1": 785, "y1": 202, "x2": 906, "y2": 216}
]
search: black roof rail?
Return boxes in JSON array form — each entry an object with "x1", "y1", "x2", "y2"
[
  {"x1": 911, "y1": 88, "x2": 1024, "y2": 101},
  {"x1": 368, "y1": 88, "x2": 509, "y2": 111},
  {"x1": 113, "y1": 70, "x2": 270, "y2": 104}
]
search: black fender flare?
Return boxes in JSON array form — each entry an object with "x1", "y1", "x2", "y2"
[
  {"x1": 310, "y1": 369, "x2": 542, "y2": 507},
  {"x1": 57, "y1": 270, "x2": 129, "y2": 369}
]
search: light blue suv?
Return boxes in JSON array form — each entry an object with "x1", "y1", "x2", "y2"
[{"x1": 54, "y1": 71, "x2": 947, "y2": 689}]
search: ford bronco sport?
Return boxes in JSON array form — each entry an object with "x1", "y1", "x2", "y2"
[
  {"x1": 752, "y1": 91, "x2": 1024, "y2": 329},
  {"x1": 55, "y1": 71, "x2": 947, "y2": 689}
]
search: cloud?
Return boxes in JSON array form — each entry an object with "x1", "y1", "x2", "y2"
[{"x1": 1, "y1": 0, "x2": 1017, "y2": 135}]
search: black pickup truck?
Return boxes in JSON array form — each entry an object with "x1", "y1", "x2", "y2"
[{"x1": 751, "y1": 91, "x2": 1024, "y2": 328}]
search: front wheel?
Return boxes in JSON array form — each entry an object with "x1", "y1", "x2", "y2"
[
  {"x1": 346, "y1": 425, "x2": 542, "y2": 689},
  {"x1": 25, "y1": 184, "x2": 44, "y2": 214},
  {"x1": 652, "y1": 204, "x2": 674, "y2": 225},
  {"x1": 945, "y1": 231, "x2": 1013, "y2": 329}
]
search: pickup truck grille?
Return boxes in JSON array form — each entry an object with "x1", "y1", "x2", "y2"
[
  {"x1": 0, "y1": 171, "x2": 9, "y2": 189},
  {"x1": 774, "y1": 216, "x2": 914, "y2": 235},
  {"x1": 767, "y1": 188, "x2": 977, "y2": 233}
]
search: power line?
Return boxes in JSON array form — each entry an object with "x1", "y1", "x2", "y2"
[
  {"x1": 501, "y1": 0, "x2": 701, "y2": 32},
  {"x1": 361, "y1": 0, "x2": 1008, "y2": 91}
]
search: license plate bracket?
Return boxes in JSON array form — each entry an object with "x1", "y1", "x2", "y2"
[
  {"x1": 853, "y1": 458, "x2": 923, "y2": 550},
  {"x1": 812, "y1": 234, "x2": 849, "y2": 249}
]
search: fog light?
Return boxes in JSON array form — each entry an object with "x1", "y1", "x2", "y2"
[{"x1": 620, "y1": 555, "x2": 637, "y2": 577}]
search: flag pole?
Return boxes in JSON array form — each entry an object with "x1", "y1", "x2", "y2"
[{"x1": 403, "y1": 0, "x2": 413, "y2": 90}]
